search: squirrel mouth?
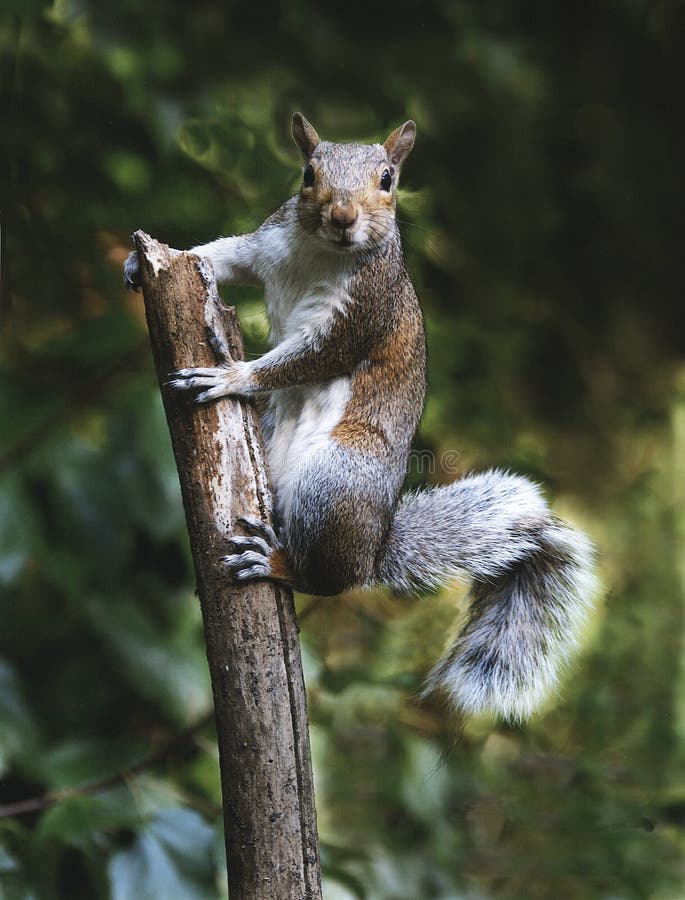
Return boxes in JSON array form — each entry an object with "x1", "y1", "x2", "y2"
[
  {"x1": 318, "y1": 225, "x2": 361, "y2": 250},
  {"x1": 329, "y1": 227, "x2": 358, "y2": 248},
  {"x1": 320, "y1": 231, "x2": 354, "y2": 249}
]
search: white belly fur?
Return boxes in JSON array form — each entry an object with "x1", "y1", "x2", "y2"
[
  {"x1": 254, "y1": 219, "x2": 356, "y2": 519},
  {"x1": 265, "y1": 377, "x2": 351, "y2": 520}
]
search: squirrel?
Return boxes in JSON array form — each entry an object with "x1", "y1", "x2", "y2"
[{"x1": 125, "y1": 113, "x2": 596, "y2": 722}]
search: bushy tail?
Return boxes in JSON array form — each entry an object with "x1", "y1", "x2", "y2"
[{"x1": 377, "y1": 470, "x2": 596, "y2": 721}]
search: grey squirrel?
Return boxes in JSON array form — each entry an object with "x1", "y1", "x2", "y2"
[{"x1": 125, "y1": 113, "x2": 596, "y2": 721}]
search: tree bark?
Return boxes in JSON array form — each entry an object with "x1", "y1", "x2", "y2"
[{"x1": 134, "y1": 231, "x2": 322, "y2": 900}]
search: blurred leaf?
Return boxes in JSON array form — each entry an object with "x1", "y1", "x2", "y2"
[
  {"x1": 36, "y1": 794, "x2": 139, "y2": 850},
  {"x1": 0, "y1": 375, "x2": 64, "y2": 464},
  {"x1": 30, "y1": 737, "x2": 140, "y2": 791},
  {"x1": 0, "y1": 844, "x2": 19, "y2": 874},
  {"x1": 0, "y1": 478, "x2": 35, "y2": 586},
  {"x1": 107, "y1": 808, "x2": 216, "y2": 900},
  {"x1": 26, "y1": 311, "x2": 143, "y2": 371},
  {"x1": 0, "y1": 841, "x2": 39, "y2": 900},
  {"x1": 147, "y1": 808, "x2": 215, "y2": 879},
  {"x1": 87, "y1": 596, "x2": 210, "y2": 724},
  {"x1": 102, "y1": 151, "x2": 152, "y2": 194},
  {"x1": 0, "y1": 660, "x2": 39, "y2": 778},
  {"x1": 399, "y1": 737, "x2": 449, "y2": 826}
]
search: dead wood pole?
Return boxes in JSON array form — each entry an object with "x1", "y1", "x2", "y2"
[{"x1": 133, "y1": 231, "x2": 322, "y2": 900}]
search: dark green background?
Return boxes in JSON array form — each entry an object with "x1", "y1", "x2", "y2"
[{"x1": 2, "y1": 1, "x2": 684, "y2": 897}]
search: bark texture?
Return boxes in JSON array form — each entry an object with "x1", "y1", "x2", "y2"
[{"x1": 134, "y1": 231, "x2": 322, "y2": 900}]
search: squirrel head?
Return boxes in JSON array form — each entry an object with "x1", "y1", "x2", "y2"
[{"x1": 291, "y1": 112, "x2": 416, "y2": 253}]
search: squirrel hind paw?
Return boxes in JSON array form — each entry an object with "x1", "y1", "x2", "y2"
[
  {"x1": 226, "y1": 535, "x2": 271, "y2": 556},
  {"x1": 222, "y1": 522, "x2": 295, "y2": 588},
  {"x1": 236, "y1": 516, "x2": 282, "y2": 550},
  {"x1": 222, "y1": 549, "x2": 272, "y2": 581}
]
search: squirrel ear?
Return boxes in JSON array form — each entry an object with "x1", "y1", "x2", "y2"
[
  {"x1": 292, "y1": 113, "x2": 320, "y2": 160},
  {"x1": 384, "y1": 120, "x2": 416, "y2": 170}
]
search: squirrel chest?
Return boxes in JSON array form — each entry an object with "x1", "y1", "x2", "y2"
[{"x1": 258, "y1": 222, "x2": 358, "y2": 496}]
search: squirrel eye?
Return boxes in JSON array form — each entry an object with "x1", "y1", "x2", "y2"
[
  {"x1": 303, "y1": 164, "x2": 315, "y2": 188},
  {"x1": 380, "y1": 169, "x2": 392, "y2": 191}
]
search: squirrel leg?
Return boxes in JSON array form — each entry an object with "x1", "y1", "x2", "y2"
[
  {"x1": 222, "y1": 516, "x2": 297, "y2": 588},
  {"x1": 276, "y1": 447, "x2": 391, "y2": 596}
]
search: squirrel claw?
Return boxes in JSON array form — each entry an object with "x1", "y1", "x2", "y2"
[
  {"x1": 206, "y1": 323, "x2": 232, "y2": 364},
  {"x1": 226, "y1": 535, "x2": 271, "y2": 556},
  {"x1": 221, "y1": 518, "x2": 285, "y2": 584},
  {"x1": 222, "y1": 549, "x2": 271, "y2": 582},
  {"x1": 236, "y1": 516, "x2": 281, "y2": 550}
]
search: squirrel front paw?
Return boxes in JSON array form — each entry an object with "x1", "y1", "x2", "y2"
[
  {"x1": 168, "y1": 360, "x2": 255, "y2": 402},
  {"x1": 123, "y1": 250, "x2": 142, "y2": 292}
]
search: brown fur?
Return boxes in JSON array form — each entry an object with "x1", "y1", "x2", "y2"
[
  {"x1": 331, "y1": 245, "x2": 426, "y2": 467},
  {"x1": 332, "y1": 294, "x2": 426, "y2": 457},
  {"x1": 268, "y1": 547, "x2": 297, "y2": 587}
]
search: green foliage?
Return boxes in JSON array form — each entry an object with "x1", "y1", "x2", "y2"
[
  {"x1": 107, "y1": 808, "x2": 217, "y2": 900},
  {"x1": 2, "y1": 0, "x2": 685, "y2": 897}
]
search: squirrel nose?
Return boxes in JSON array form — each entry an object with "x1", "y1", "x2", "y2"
[{"x1": 330, "y1": 201, "x2": 358, "y2": 230}]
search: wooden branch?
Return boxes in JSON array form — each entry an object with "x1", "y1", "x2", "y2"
[{"x1": 134, "y1": 231, "x2": 322, "y2": 900}]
